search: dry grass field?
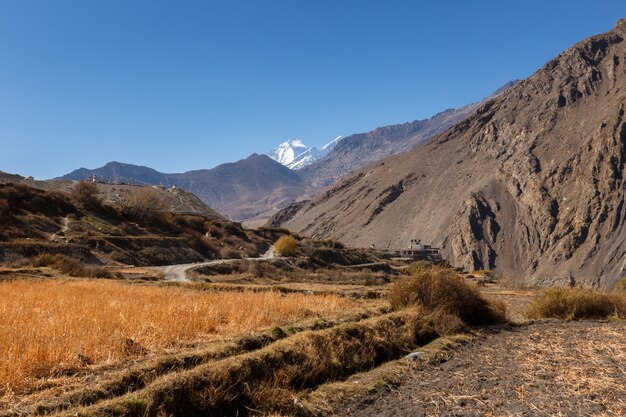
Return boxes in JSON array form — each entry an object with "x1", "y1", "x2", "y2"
[{"x1": 0, "y1": 279, "x2": 356, "y2": 396}]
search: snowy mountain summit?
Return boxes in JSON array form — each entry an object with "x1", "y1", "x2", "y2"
[{"x1": 268, "y1": 136, "x2": 342, "y2": 170}]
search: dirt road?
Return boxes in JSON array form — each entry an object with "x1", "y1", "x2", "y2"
[
  {"x1": 152, "y1": 246, "x2": 279, "y2": 281},
  {"x1": 344, "y1": 320, "x2": 626, "y2": 416}
]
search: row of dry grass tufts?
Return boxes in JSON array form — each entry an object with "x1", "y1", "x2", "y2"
[
  {"x1": 526, "y1": 287, "x2": 626, "y2": 320},
  {"x1": 53, "y1": 310, "x2": 439, "y2": 417},
  {"x1": 0, "y1": 279, "x2": 355, "y2": 396},
  {"x1": 388, "y1": 266, "x2": 506, "y2": 325}
]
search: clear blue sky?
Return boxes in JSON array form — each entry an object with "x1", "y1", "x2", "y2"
[{"x1": 0, "y1": 0, "x2": 624, "y2": 178}]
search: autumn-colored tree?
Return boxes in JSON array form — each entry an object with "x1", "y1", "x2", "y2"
[{"x1": 274, "y1": 235, "x2": 298, "y2": 257}]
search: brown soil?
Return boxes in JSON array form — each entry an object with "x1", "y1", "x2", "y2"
[{"x1": 342, "y1": 320, "x2": 626, "y2": 417}]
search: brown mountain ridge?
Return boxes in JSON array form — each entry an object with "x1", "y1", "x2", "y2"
[
  {"x1": 275, "y1": 19, "x2": 626, "y2": 288},
  {"x1": 59, "y1": 84, "x2": 517, "y2": 222}
]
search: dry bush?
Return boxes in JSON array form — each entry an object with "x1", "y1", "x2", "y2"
[
  {"x1": 402, "y1": 260, "x2": 434, "y2": 276},
  {"x1": 219, "y1": 246, "x2": 241, "y2": 259},
  {"x1": 122, "y1": 188, "x2": 169, "y2": 224},
  {"x1": 71, "y1": 181, "x2": 102, "y2": 211},
  {"x1": 0, "y1": 183, "x2": 75, "y2": 217},
  {"x1": 414, "y1": 307, "x2": 468, "y2": 336},
  {"x1": 31, "y1": 254, "x2": 111, "y2": 278},
  {"x1": 526, "y1": 287, "x2": 626, "y2": 320},
  {"x1": 0, "y1": 279, "x2": 355, "y2": 395},
  {"x1": 321, "y1": 238, "x2": 345, "y2": 249},
  {"x1": 275, "y1": 235, "x2": 298, "y2": 257},
  {"x1": 389, "y1": 267, "x2": 506, "y2": 325}
]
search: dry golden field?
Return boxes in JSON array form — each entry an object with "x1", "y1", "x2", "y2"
[{"x1": 0, "y1": 279, "x2": 356, "y2": 395}]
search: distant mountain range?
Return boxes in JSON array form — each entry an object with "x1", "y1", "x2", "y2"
[
  {"x1": 61, "y1": 155, "x2": 302, "y2": 221},
  {"x1": 59, "y1": 81, "x2": 518, "y2": 221}
]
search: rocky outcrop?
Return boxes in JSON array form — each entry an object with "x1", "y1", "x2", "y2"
[{"x1": 277, "y1": 19, "x2": 626, "y2": 288}]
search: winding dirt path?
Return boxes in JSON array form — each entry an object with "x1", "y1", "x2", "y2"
[
  {"x1": 344, "y1": 320, "x2": 626, "y2": 416},
  {"x1": 152, "y1": 245, "x2": 279, "y2": 281},
  {"x1": 49, "y1": 217, "x2": 70, "y2": 242}
]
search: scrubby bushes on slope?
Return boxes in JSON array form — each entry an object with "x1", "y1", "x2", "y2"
[{"x1": 31, "y1": 253, "x2": 111, "y2": 278}]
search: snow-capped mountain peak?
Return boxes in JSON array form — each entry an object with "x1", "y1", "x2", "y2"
[
  {"x1": 267, "y1": 136, "x2": 343, "y2": 170},
  {"x1": 268, "y1": 139, "x2": 310, "y2": 167}
]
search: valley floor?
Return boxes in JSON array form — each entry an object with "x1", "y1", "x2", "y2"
[
  {"x1": 1, "y1": 267, "x2": 624, "y2": 417},
  {"x1": 341, "y1": 314, "x2": 626, "y2": 416}
]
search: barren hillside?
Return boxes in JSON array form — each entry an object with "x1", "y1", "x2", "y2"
[{"x1": 277, "y1": 19, "x2": 626, "y2": 288}]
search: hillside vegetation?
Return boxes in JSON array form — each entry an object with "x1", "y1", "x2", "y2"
[{"x1": 0, "y1": 181, "x2": 285, "y2": 267}]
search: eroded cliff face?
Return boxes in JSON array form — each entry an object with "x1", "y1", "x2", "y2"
[{"x1": 276, "y1": 20, "x2": 626, "y2": 288}]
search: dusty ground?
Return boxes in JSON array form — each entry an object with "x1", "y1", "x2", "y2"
[{"x1": 341, "y1": 287, "x2": 626, "y2": 417}]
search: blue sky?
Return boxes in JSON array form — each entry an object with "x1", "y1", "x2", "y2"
[{"x1": 0, "y1": 1, "x2": 624, "y2": 178}]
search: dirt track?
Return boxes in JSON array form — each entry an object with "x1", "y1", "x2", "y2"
[
  {"x1": 152, "y1": 246, "x2": 280, "y2": 281},
  {"x1": 344, "y1": 320, "x2": 626, "y2": 417}
]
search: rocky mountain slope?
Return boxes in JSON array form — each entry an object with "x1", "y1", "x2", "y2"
[
  {"x1": 275, "y1": 19, "x2": 626, "y2": 288},
  {"x1": 298, "y1": 88, "x2": 514, "y2": 190}
]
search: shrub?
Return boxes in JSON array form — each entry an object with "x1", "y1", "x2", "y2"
[
  {"x1": 121, "y1": 187, "x2": 169, "y2": 224},
  {"x1": 403, "y1": 260, "x2": 434, "y2": 276},
  {"x1": 274, "y1": 235, "x2": 298, "y2": 257},
  {"x1": 389, "y1": 267, "x2": 506, "y2": 325},
  {"x1": 31, "y1": 254, "x2": 111, "y2": 278},
  {"x1": 219, "y1": 246, "x2": 241, "y2": 259},
  {"x1": 616, "y1": 277, "x2": 626, "y2": 292},
  {"x1": 0, "y1": 183, "x2": 75, "y2": 216},
  {"x1": 321, "y1": 238, "x2": 345, "y2": 249},
  {"x1": 526, "y1": 287, "x2": 626, "y2": 320},
  {"x1": 71, "y1": 181, "x2": 102, "y2": 211},
  {"x1": 0, "y1": 198, "x2": 8, "y2": 214}
]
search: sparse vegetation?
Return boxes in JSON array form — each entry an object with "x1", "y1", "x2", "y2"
[
  {"x1": 71, "y1": 181, "x2": 103, "y2": 211},
  {"x1": 616, "y1": 276, "x2": 626, "y2": 292},
  {"x1": 389, "y1": 267, "x2": 506, "y2": 325},
  {"x1": 31, "y1": 253, "x2": 111, "y2": 278},
  {"x1": 121, "y1": 187, "x2": 169, "y2": 224},
  {"x1": 526, "y1": 287, "x2": 626, "y2": 320},
  {"x1": 274, "y1": 235, "x2": 298, "y2": 257},
  {"x1": 402, "y1": 260, "x2": 433, "y2": 276},
  {"x1": 0, "y1": 279, "x2": 355, "y2": 396}
]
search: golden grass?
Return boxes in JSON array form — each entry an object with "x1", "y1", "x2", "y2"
[
  {"x1": 526, "y1": 287, "x2": 626, "y2": 320},
  {"x1": 55, "y1": 310, "x2": 439, "y2": 417},
  {"x1": 389, "y1": 267, "x2": 506, "y2": 325},
  {"x1": 0, "y1": 279, "x2": 355, "y2": 395}
]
